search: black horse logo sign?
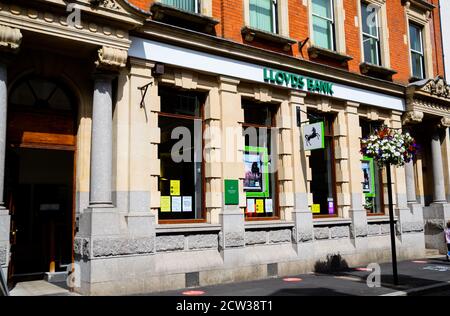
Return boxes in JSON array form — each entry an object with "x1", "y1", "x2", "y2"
[{"x1": 305, "y1": 126, "x2": 320, "y2": 146}]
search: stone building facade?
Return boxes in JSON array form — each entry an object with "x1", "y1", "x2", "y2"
[{"x1": 0, "y1": 0, "x2": 448, "y2": 295}]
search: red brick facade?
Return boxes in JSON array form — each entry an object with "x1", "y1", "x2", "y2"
[{"x1": 127, "y1": 0, "x2": 445, "y2": 85}]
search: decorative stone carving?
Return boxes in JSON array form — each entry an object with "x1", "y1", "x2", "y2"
[
  {"x1": 402, "y1": 110, "x2": 424, "y2": 125},
  {"x1": 420, "y1": 77, "x2": 450, "y2": 99},
  {"x1": 0, "y1": 25, "x2": 22, "y2": 52},
  {"x1": 440, "y1": 117, "x2": 450, "y2": 128},
  {"x1": 90, "y1": 0, "x2": 121, "y2": 11},
  {"x1": 96, "y1": 46, "x2": 128, "y2": 69}
]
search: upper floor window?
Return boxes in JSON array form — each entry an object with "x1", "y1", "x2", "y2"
[
  {"x1": 409, "y1": 23, "x2": 425, "y2": 79},
  {"x1": 249, "y1": 0, "x2": 278, "y2": 33},
  {"x1": 361, "y1": 2, "x2": 381, "y2": 66},
  {"x1": 312, "y1": 0, "x2": 335, "y2": 50},
  {"x1": 161, "y1": 0, "x2": 199, "y2": 13}
]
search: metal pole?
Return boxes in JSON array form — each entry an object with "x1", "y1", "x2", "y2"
[
  {"x1": 386, "y1": 162, "x2": 399, "y2": 285},
  {"x1": 0, "y1": 265, "x2": 9, "y2": 296}
]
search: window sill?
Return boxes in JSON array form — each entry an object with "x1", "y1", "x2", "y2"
[
  {"x1": 360, "y1": 62, "x2": 397, "y2": 81},
  {"x1": 408, "y1": 76, "x2": 426, "y2": 84},
  {"x1": 308, "y1": 45, "x2": 353, "y2": 65},
  {"x1": 367, "y1": 215, "x2": 398, "y2": 223},
  {"x1": 241, "y1": 26, "x2": 296, "y2": 52},
  {"x1": 313, "y1": 217, "x2": 352, "y2": 226},
  {"x1": 156, "y1": 223, "x2": 222, "y2": 234},
  {"x1": 150, "y1": 2, "x2": 219, "y2": 35},
  {"x1": 245, "y1": 220, "x2": 295, "y2": 230}
]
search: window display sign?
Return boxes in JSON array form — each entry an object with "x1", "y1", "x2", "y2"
[
  {"x1": 172, "y1": 196, "x2": 182, "y2": 212},
  {"x1": 246, "y1": 199, "x2": 255, "y2": 213},
  {"x1": 255, "y1": 199, "x2": 264, "y2": 213},
  {"x1": 244, "y1": 146, "x2": 270, "y2": 198},
  {"x1": 302, "y1": 122, "x2": 325, "y2": 151},
  {"x1": 182, "y1": 196, "x2": 192, "y2": 212},
  {"x1": 361, "y1": 157, "x2": 375, "y2": 197},
  {"x1": 265, "y1": 199, "x2": 273, "y2": 213},
  {"x1": 170, "y1": 180, "x2": 180, "y2": 196},
  {"x1": 311, "y1": 204, "x2": 321, "y2": 214},
  {"x1": 224, "y1": 179, "x2": 239, "y2": 205},
  {"x1": 160, "y1": 196, "x2": 171, "y2": 212}
]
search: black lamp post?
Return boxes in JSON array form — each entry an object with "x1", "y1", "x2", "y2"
[{"x1": 385, "y1": 162, "x2": 399, "y2": 285}]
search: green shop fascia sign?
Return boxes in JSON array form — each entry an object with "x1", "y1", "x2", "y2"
[{"x1": 263, "y1": 68, "x2": 334, "y2": 96}]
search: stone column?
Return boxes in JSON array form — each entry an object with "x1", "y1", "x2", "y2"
[
  {"x1": 289, "y1": 91, "x2": 314, "y2": 261},
  {"x1": 217, "y1": 76, "x2": 246, "y2": 265},
  {"x1": 405, "y1": 160, "x2": 417, "y2": 203},
  {"x1": 431, "y1": 128, "x2": 446, "y2": 203},
  {"x1": 423, "y1": 122, "x2": 450, "y2": 255},
  {"x1": 89, "y1": 74, "x2": 114, "y2": 206},
  {"x1": 344, "y1": 102, "x2": 368, "y2": 249},
  {"x1": 0, "y1": 62, "x2": 7, "y2": 210},
  {"x1": 0, "y1": 25, "x2": 22, "y2": 276},
  {"x1": 0, "y1": 60, "x2": 8, "y2": 278},
  {"x1": 76, "y1": 47, "x2": 128, "y2": 294}
]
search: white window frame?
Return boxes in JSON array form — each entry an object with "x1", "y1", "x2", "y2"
[
  {"x1": 308, "y1": 0, "x2": 346, "y2": 54},
  {"x1": 360, "y1": 2, "x2": 381, "y2": 66},
  {"x1": 358, "y1": 0, "x2": 390, "y2": 68},
  {"x1": 404, "y1": 2, "x2": 433, "y2": 79},
  {"x1": 271, "y1": 0, "x2": 278, "y2": 34},
  {"x1": 244, "y1": 0, "x2": 289, "y2": 36},
  {"x1": 158, "y1": 0, "x2": 207, "y2": 15},
  {"x1": 311, "y1": 0, "x2": 335, "y2": 51},
  {"x1": 409, "y1": 23, "x2": 425, "y2": 79}
]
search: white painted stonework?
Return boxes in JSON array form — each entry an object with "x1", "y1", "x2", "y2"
[{"x1": 129, "y1": 37, "x2": 405, "y2": 111}]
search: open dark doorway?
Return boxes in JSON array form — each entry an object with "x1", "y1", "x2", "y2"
[
  {"x1": 6, "y1": 148, "x2": 74, "y2": 282},
  {"x1": 5, "y1": 75, "x2": 77, "y2": 284}
]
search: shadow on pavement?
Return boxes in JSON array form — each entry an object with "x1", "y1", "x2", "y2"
[{"x1": 271, "y1": 287, "x2": 352, "y2": 296}]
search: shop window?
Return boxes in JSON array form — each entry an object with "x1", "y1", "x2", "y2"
[
  {"x1": 242, "y1": 101, "x2": 278, "y2": 219},
  {"x1": 249, "y1": 0, "x2": 278, "y2": 33},
  {"x1": 161, "y1": 0, "x2": 199, "y2": 13},
  {"x1": 361, "y1": 2, "x2": 381, "y2": 66},
  {"x1": 158, "y1": 86, "x2": 205, "y2": 222},
  {"x1": 409, "y1": 23, "x2": 425, "y2": 80},
  {"x1": 308, "y1": 113, "x2": 337, "y2": 217},
  {"x1": 360, "y1": 119, "x2": 384, "y2": 215},
  {"x1": 312, "y1": 0, "x2": 335, "y2": 51}
]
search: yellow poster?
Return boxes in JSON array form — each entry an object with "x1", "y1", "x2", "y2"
[
  {"x1": 160, "y1": 196, "x2": 171, "y2": 212},
  {"x1": 170, "y1": 180, "x2": 180, "y2": 196},
  {"x1": 311, "y1": 204, "x2": 320, "y2": 214},
  {"x1": 255, "y1": 199, "x2": 264, "y2": 213}
]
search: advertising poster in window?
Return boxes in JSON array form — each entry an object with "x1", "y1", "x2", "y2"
[
  {"x1": 244, "y1": 146, "x2": 270, "y2": 198},
  {"x1": 361, "y1": 157, "x2": 375, "y2": 197},
  {"x1": 302, "y1": 121, "x2": 325, "y2": 151},
  {"x1": 243, "y1": 153, "x2": 264, "y2": 191}
]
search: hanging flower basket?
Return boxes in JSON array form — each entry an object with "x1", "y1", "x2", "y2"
[{"x1": 360, "y1": 125, "x2": 417, "y2": 167}]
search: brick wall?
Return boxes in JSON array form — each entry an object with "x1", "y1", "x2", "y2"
[
  {"x1": 386, "y1": 0, "x2": 410, "y2": 83},
  {"x1": 126, "y1": 0, "x2": 445, "y2": 85}
]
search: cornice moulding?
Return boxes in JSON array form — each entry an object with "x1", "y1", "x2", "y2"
[
  {"x1": 133, "y1": 21, "x2": 406, "y2": 99},
  {"x1": 0, "y1": 2, "x2": 132, "y2": 50}
]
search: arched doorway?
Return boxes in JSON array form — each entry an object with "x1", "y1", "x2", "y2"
[{"x1": 5, "y1": 75, "x2": 77, "y2": 282}]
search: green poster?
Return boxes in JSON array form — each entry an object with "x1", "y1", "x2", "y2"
[
  {"x1": 224, "y1": 179, "x2": 239, "y2": 205},
  {"x1": 362, "y1": 156, "x2": 376, "y2": 197},
  {"x1": 244, "y1": 146, "x2": 270, "y2": 198}
]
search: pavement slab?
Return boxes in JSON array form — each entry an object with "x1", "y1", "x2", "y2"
[{"x1": 142, "y1": 257, "x2": 450, "y2": 296}]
